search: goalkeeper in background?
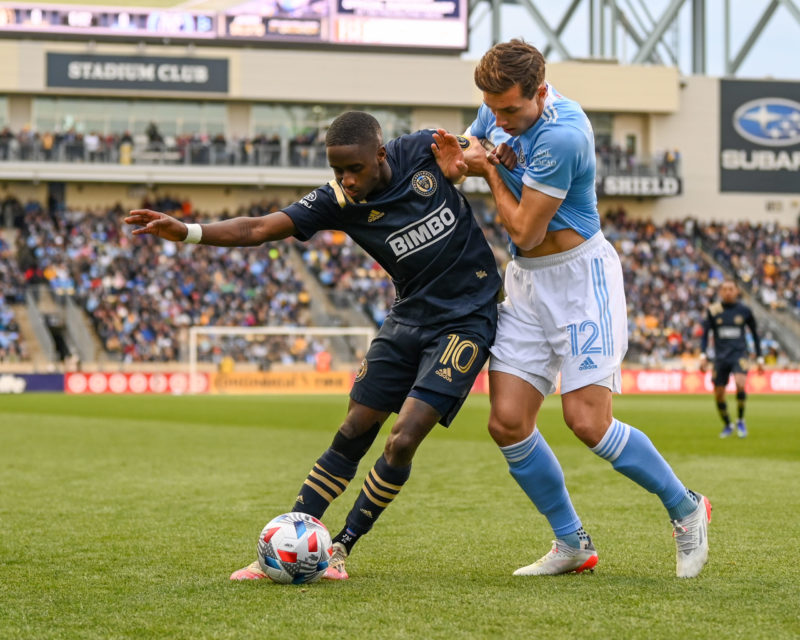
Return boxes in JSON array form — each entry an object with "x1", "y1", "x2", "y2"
[
  {"x1": 125, "y1": 111, "x2": 501, "y2": 581},
  {"x1": 700, "y1": 280, "x2": 763, "y2": 438}
]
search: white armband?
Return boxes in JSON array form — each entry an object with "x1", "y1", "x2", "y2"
[{"x1": 184, "y1": 223, "x2": 203, "y2": 244}]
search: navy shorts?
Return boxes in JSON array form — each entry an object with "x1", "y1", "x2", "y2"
[
  {"x1": 712, "y1": 357, "x2": 748, "y2": 387},
  {"x1": 350, "y1": 301, "x2": 497, "y2": 426}
]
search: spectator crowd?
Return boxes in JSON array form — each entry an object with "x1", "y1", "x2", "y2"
[
  {"x1": 6, "y1": 196, "x2": 321, "y2": 366},
  {"x1": 0, "y1": 124, "x2": 328, "y2": 168},
  {"x1": 0, "y1": 192, "x2": 796, "y2": 368},
  {"x1": 702, "y1": 221, "x2": 800, "y2": 318}
]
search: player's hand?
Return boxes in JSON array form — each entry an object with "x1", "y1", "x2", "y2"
[
  {"x1": 698, "y1": 354, "x2": 709, "y2": 372},
  {"x1": 454, "y1": 135, "x2": 494, "y2": 177},
  {"x1": 431, "y1": 129, "x2": 468, "y2": 183},
  {"x1": 489, "y1": 142, "x2": 518, "y2": 170},
  {"x1": 756, "y1": 357, "x2": 765, "y2": 375},
  {"x1": 125, "y1": 209, "x2": 189, "y2": 242}
]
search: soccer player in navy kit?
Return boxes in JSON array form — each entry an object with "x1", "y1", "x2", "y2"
[
  {"x1": 442, "y1": 39, "x2": 712, "y2": 578},
  {"x1": 125, "y1": 111, "x2": 501, "y2": 581},
  {"x1": 700, "y1": 280, "x2": 763, "y2": 438}
]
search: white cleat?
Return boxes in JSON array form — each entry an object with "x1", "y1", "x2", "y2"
[
  {"x1": 513, "y1": 539, "x2": 598, "y2": 576},
  {"x1": 672, "y1": 493, "x2": 712, "y2": 578}
]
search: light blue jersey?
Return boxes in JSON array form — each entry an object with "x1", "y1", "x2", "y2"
[{"x1": 467, "y1": 84, "x2": 600, "y2": 240}]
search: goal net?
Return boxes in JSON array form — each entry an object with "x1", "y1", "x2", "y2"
[{"x1": 187, "y1": 325, "x2": 375, "y2": 394}]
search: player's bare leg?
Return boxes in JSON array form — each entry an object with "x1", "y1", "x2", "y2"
[
  {"x1": 231, "y1": 401, "x2": 389, "y2": 581},
  {"x1": 325, "y1": 397, "x2": 441, "y2": 580},
  {"x1": 488, "y1": 371, "x2": 597, "y2": 576},
  {"x1": 563, "y1": 384, "x2": 711, "y2": 577}
]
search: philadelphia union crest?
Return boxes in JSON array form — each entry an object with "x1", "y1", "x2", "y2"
[{"x1": 411, "y1": 170, "x2": 437, "y2": 197}]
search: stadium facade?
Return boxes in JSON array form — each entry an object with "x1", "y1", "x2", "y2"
[{"x1": 1, "y1": 37, "x2": 797, "y2": 225}]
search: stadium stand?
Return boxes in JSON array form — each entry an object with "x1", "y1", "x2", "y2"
[
  {"x1": 2, "y1": 192, "x2": 796, "y2": 368},
  {"x1": 9, "y1": 200, "x2": 316, "y2": 365},
  {"x1": 595, "y1": 144, "x2": 681, "y2": 178},
  {"x1": 0, "y1": 233, "x2": 28, "y2": 363},
  {"x1": 701, "y1": 221, "x2": 800, "y2": 318},
  {"x1": 0, "y1": 125, "x2": 331, "y2": 168}
]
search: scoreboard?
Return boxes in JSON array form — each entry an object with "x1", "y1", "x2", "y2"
[{"x1": 0, "y1": 0, "x2": 468, "y2": 50}]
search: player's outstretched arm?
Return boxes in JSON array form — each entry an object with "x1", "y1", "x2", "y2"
[
  {"x1": 431, "y1": 129, "x2": 468, "y2": 183},
  {"x1": 124, "y1": 209, "x2": 296, "y2": 247}
]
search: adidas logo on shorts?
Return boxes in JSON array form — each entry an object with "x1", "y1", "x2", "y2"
[
  {"x1": 435, "y1": 367, "x2": 453, "y2": 382},
  {"x1": 578, "y1": 357, "x2": 598, "y2": 371}
]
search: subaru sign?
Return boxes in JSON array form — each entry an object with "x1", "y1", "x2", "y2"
[{"x1": 720, "y1": 80, "x2": 800, "y2": 193}]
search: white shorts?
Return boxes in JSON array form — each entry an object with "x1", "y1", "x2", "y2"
[{"x1": 489, "y1": 232, "x2": 628, "y2": 397}]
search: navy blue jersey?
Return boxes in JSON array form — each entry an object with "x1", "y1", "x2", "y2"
[
  {"x1": 282, "y1": 130, "x2": 502, "y2": 325},
  {"x1": 701, "y1": 301, "x2": 761, "y2": 362}
]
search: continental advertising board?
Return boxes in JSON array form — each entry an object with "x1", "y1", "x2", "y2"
[{"x1": 4, "y1": 370, "x2": 798, "y2": 394}]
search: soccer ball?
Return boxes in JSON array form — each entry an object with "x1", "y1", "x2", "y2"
[{"x1": 256, "y1": 512, "x2": 333, "y2": 584}]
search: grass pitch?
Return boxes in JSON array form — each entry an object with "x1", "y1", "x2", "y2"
[{"x1": 1, "y1": 393, "x2": 798, "y2": 639}]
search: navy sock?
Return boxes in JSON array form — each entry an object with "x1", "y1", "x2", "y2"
[
  {"x1": 292, "y1": 448, "x2": 358, "y2": 518},
  {"x1": 334, "y1": 454, "x2": 410, "y2": 553}
]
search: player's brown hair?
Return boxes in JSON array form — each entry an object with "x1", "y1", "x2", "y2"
[{"x1": 474, "y1": 39, "x2": 546, "y2": 99}]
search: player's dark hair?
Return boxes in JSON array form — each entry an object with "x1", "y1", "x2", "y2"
[
  {"x1": 474, "y1": 39, "x2": 546, "y2": 99},
  {"x1": 326, "y1": 111, "x2": 383, "y2": 148}
]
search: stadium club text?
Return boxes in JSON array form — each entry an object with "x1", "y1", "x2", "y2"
[
  {"x1": 46, "y1": 53, "x2": 229, "y2": 93},
  {"x1": 720, "y1": 79, "x2": 800, "y2": 193}
]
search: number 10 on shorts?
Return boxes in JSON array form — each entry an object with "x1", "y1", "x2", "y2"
[{"x1": 440, "y1": 334, "x2": 480, "y2": 373}]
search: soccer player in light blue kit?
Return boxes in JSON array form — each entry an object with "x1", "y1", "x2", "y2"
[{"x1": 436, "y1": 39, "x2": 712, "y2": 578}]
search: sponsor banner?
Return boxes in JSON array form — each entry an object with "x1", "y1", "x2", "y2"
[
  {"x1": 54, "y1": 369, "x2": 800, "y2": 395},
  {"x1": 720, "y1": 79, "x2": 800, "y2": 193},
  {"x1": 596, "y1": 175, "x2": 682, "y2": 197},
  {"x1": 0, "y1": 373, "x2": 64, "y2": 393},
  {"x1": 46, "y1": 53, "x2": 229, "y2": 93},
  {"x1": 211, "y1": 371, "x2": 354, "y2": 394},
  {"x1": 472, "y1": 370, "x2": 800, "y2": 395},
  {"x1": 65, "y1": 372, "x2": 209, "y2": 394},
  {"x1": 620, "y1": 370, "x2": 800, "y2": 394}
]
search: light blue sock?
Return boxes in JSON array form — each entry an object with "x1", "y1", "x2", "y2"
[
  {"x1": 591, "y1": 418, "x2": 697, "y2": 520},
  {"x1": 500, "y1": 428, "x2": 583, "y2": 537}
]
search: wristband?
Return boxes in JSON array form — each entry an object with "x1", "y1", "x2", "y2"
[{"x1": 184, "y1": 223, "x2": 202, "y2": 244}]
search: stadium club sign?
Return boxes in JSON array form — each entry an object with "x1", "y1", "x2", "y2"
[
  {"x1": 720, "y1": 79, "x2": 800, "y2": 193},
  {"x1": 46, "y1": 53, "x2": 229, "y2": 93}
]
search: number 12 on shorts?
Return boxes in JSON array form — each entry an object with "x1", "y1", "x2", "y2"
[
  {"x1": 440, "y1": 334, "x2": 480, "y2": 373},
  {"x1": 566, "y1": 321, "x2": 610, "y2": 356}
]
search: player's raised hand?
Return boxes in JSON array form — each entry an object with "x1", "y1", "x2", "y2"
[
  {"x1": 431, "y1": 129, "x2": 468, "y2": 183},
  {"x1": 125, "y1": 209, "x2": 189, "y2": 242}
]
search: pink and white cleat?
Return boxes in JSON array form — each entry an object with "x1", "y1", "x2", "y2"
[
  {"x1": 323, "y1": 542, "x2": 349, "y2": 580},
  {"x1": 230, "y1": 560, "x2": 268, "y2": 581}
]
